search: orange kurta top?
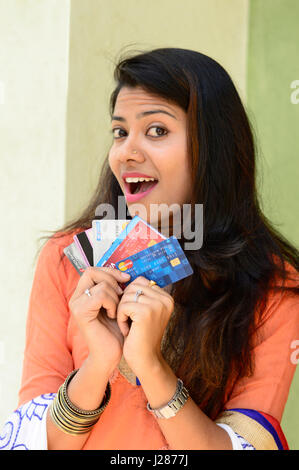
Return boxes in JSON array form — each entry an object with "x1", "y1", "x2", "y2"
[{"x1": 18, "y1": 232, "x2": 299, "y2": 450}]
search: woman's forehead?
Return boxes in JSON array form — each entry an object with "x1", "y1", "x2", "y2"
[{"x1": 114, "y1": 86, "x2": 183, "y2": 117}]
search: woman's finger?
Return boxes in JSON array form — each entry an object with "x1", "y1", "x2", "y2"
[
  {"x1": 70, "y1": 276, "x2": 127, "y2": 325},
  {"x1": 88, "y1": 281, "x2": 121, "y2": 318},
  {"x1": 117, "y1": 301, "x2": 151, "y2": 336},
  {"x1": 73, "y1": 267, "x2": 130, "y2": 299},
  {"x1": 123, "y1": 279, "x2": 174, "y2": 310}
]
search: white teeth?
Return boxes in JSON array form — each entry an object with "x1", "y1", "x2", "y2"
[{"x1": 125, "y1": 177, "x2": 156, "y2": 183}]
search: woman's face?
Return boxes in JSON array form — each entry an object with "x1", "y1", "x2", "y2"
[{"x1": 108, "y1": 86, "x2": 192, "y2": 230}]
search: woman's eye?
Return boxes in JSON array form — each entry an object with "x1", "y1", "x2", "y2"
[
  {"x1": 147, "y1": 126, "x2": 168, "y2": 137},
  {"x1": 112, "y1": 128, "x2": 126, "y2": 139},
  {"x1": 111, "y1": 126, "x2": 168, "y2": 139}
]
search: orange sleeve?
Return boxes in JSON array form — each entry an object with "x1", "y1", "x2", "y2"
[
  {"x1": 18, "y1": 235, "x2": 75, "y2": 407},
  {"x1": 225, "y1": 278, "x2": 299, "y2": 422}
]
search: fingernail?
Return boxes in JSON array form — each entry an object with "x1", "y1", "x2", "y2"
[{"x1": 121, "y1": 272, "x2": 131, "y2": 278}]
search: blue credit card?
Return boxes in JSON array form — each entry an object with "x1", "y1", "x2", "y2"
[
  {"x1": 115, "y1": 236, "x2": 193, "y2": 288},
  {"x1": 95, "y1": 215, "x2": 165, "y2": 268}
]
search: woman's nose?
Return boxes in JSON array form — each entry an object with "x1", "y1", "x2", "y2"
[{"x1": 117, "y1": 147, "x2": 145, "y2": 164}]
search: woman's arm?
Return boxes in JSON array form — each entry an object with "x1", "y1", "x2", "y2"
[
  {"x1": 47, "y1": 356, "x2": 113, "y2": 450},
  {"x1": 138, "y1": 357, "x2": 233, "y2": 450},
  {"x1": 18, "y1": 235, "x2": 128, "y2": 450},
  {"x1": 118, "y1": 274, "x2": 298, "y2": 450},
  {"x1": 140, "y1": 289, "x2": 299, "y2": 450},
  {"x1": 18, "y1": 235, "x2": 76, "y2": 407}
]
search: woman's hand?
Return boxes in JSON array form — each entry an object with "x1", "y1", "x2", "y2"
[
  {"x1": 116, "y1": 276, "x2": 175, "y2": 377},
  {"x1": 69, "y1": 267, "x2": 131, "y2": 373}
]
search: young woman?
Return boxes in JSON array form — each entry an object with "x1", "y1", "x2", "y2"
[{"x1": 1, "y1": 48, "x2": 298, "y2": 450}]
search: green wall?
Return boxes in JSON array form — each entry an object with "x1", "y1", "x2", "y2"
[{"x1": 247, "y1": 0, "x2": 299, "y2": 449}]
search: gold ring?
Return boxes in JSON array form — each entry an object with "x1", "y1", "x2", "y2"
[{"x1": 148, "y1": 280, "x2": 157, "y2": 288}]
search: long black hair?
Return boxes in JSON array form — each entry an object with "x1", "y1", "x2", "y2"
[{"x1": 46, "y1": 48, "x2": 299, "y2": 419}]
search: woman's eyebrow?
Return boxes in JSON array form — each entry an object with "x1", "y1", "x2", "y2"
[{"x1": 111, "y1": 109, "x2": 177, "y2": 122}]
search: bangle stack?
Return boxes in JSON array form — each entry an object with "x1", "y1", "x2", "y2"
[{"x1": 49, "y1": 369, "x2": 111, "y2": 435}]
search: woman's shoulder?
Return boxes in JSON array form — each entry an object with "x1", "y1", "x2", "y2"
[
  {"x1": 34, "y1": 228, "x2": 86, "y2": 282},
  {"x1": 271, "y1": 254, "x2": 299, "y2": 288},
  {"x1": 257, "y1": 256, "x2": 299, "y2": 341},
  {"x1": 33, "y1": 228, "x2": 87, "y2": 301},
  {"x1": 39, "y1": 228, "x2": 84, "y2": 258},
  {"x1": 226, "y1": 258, "x2": 298, "y2": 421}
]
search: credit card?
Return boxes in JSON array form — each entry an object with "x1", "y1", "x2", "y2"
[
  {"x1": 96, "y1": 215, "x2": 166, "y2": 269},
  {"x1": 92, "y1": 219, "x2": 130, "y2": 267},
  {"x1": 63, "y1": 242, "x2": 88, "y2": 275},
  {"x1": 115, "y1": 236, "x2": 193, "y2": 288},
  {"x1": 73, "y1": 228, "x2": 94, "y2": 267}
]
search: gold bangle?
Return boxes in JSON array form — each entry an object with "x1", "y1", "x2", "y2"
[
  {"x1": 49, "y1": 369, "x2": 111, "y2": 435},
  {"x1": 50, "y1": 389, "x2": 100, "y2": 435},
  {"x1": 63, "y1": 369, "x2": 111, "y2": 416}
]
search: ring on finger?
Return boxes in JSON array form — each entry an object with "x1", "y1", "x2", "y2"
[
  {"x1": 134, "y1": 289, "x2": 144, "y2": 302},
  {"x1": 84, "y1": 288, "x2": 92, "y2": 297}
]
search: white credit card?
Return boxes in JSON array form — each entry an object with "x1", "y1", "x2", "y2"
[{"x1": 92, "y1": 219, "x2": 130, "y2": 267}]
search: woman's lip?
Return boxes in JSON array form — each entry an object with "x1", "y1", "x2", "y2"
[
  {"x1": 122, "y1": 172, "x2": 157, "y2": 180},
  {"x1": 124, "y1": 180, "x2": 158, "y2": 202}
]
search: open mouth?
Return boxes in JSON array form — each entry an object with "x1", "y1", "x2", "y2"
[{"x1": 128, "y1": 179, "x2": 158, "y2": 195}]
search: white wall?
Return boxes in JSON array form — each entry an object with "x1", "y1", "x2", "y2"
[{"x1": 0, "y1": 0, "x2": 70, "y2": 426}]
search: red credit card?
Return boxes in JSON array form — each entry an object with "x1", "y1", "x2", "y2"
[{"x1": 96, "y1": 216, "x2": 166, "y2": 270}]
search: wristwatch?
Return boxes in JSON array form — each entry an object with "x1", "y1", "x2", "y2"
[{"x1": 146, "y1": 378, "x2": 189, "y2": 419}]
